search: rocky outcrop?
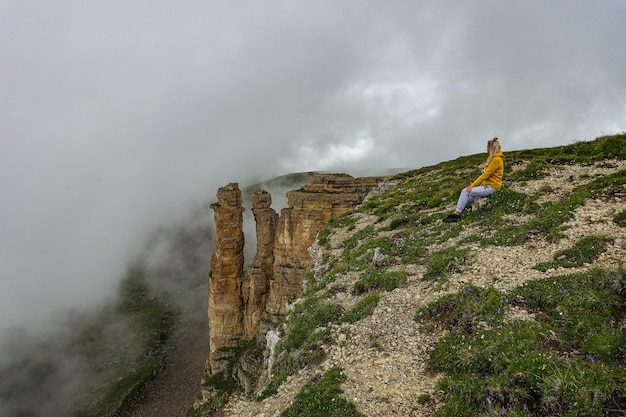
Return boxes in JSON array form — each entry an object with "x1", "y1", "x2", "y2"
[
  {"x1": 242, "y1": 190, "x2": 278, "y2": 339},
  {"x1": 266, "y1": 173, "x2": 384, "y2": 317},
  {"x1": 205, "y1": 173, "x2": 385, "y2": 381},
  {"x1": 207, "y1": 183, "x2": 245, "y2": 374}
]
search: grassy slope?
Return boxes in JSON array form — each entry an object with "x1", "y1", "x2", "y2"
[{"x1": 247, "y1": 134, "x2": 626, "y2": 417}]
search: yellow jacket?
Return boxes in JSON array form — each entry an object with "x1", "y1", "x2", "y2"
[{"x1": 470, "y1": 151, "x2": 504, "y2": 190}]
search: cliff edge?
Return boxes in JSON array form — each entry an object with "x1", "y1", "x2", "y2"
[
  {"x1": 204, "y1": 173, "x2": 385, "y2": 399},
  {"x1": 193, "y1": 134, "x2": 626, "y2": 417}
]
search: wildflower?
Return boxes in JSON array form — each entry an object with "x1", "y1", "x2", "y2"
[
  {"x1": 588, "y1": 355, "x2": 595, "y2": 362},
  {"x1": 519, "y1": 353, "x2": 525, "y2": 357},
  {"x1": 523, "y1": 403, "x2": 528, "y2": 410},
  {"x1": 466, "y1": 287, "x2": 473, "y2": 294},
  {"x1": 486, "y1": 397, "x2": 492, "y2": 404},
  {"x1": 501, "y1": 408, "x2": 507, "y2": 414}
]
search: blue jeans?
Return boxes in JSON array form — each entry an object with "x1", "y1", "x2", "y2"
[{"x1": 456, "y1": 186, "x2": 495, "y2": 213}]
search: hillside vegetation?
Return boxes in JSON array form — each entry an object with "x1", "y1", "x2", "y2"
[
  {"x1": 218, "y1": 134, "x2": 626, "y2": 417},
  {"x1": 0, "y1": 206, "x2": 212, "y2": 417}
]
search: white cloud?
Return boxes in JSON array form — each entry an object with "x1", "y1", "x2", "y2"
[
  {"x1": 357, "y1": 77, "x2": 441, "y2": 126},
  {"x1": 284, "y1": 133, "x2": 375, "y2": 172},
  {"x1": 1, "y1": 0, "x2": 626, "y2": 343}
]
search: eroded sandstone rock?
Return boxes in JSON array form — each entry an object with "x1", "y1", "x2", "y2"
[
  {"x1": 206, "y1": 173, "x2": 385, "y2": 380},
  {"x1": 242, "y1": 190, "x2": 278, "y2": 339},
  {"x1": 207, "y1": 183, "x2": 245, "y2": 374}
]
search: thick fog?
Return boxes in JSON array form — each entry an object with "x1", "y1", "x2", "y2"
[{"x1": 1, "y1": 0, "x2": 625, "y2": 345}]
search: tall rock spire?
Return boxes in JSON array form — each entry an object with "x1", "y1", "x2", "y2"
[
  {"x1": 242, "y1": 189, "x2": 278, "y2": 338},
  {"x1": 207, "y1": 183, "x2": 245, "y2": 374}
]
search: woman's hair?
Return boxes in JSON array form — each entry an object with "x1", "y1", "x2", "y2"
[{"x1": 484, "y1": 137, "x2": 501, "y2": 166}]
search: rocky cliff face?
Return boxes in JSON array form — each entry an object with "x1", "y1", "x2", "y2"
[
  {"x1": 207, "y1": 183, "x2": 245, "y2": 374},
  {"x1": 205, "y1": 173, "x2": 385, "y2": 384},
  {"x1": 242, "y1": 189, "x2": 278, "y2": 339},
  {"x1": 265, "y1": 174, "x2": 386, "y2": 318}
]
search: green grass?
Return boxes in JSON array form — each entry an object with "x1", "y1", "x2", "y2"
[
  {"x1": 280, "y1": 368, "x2": 365, "y2": 417},
  {"x1": 0, "y1": 264, "x2": 176, "y2": 417},
  {"x1": 282, "y1": 300, "x2": 344, "y2": 352},
  {"x1": 423, "y1": 246, "x2": 471, "y2": 281},
  {"x1": 76, "y1": 269, "x2": 174, "y2": 417},
  {"x1": 257, "y1": 372, "x2": 289, "y2": 401},
  {"x1": 319, "y1": 215, "x2": 359, "y2": 246},
  {"x1": 481, "y1": 169, "x2": 626, "y2": 246},
  {"x1": 185, "y1": 394, "x2": 230, "y2": 417},
  {"x1": 254, "y1": 133, "x2": 626, "y2": 411},
  {"x1": 416, "y1": 268, "x2": 626, "y2": 416},
  {"x1": 480, "y1": 187, "x2": 539, "y2": 218},
  {"x1": 507, "y1": 160, "x2": 550, "y2": 182},
  {"x1": 272, "y1": 299, "x2": 343, "y2": 376},
  {"x1": 614, "y1": 209, "x2": 626, "y2": 227},
  {"x1": 352, "y1": 270, "x2": 408, "y2": 295},
  {"x1": 342, "y1": 293, "x2": 380, "y2": 323},
  {"x1": 201, "y1": 340, "x2": 264, "y2": 397},
  {"x1": 534, "y1": 235, "x2": 611, "y2": 271}
]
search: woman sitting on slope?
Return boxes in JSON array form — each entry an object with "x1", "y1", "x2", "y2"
[{"x1": 443, "y1": 137, "x2": 504, "y2": 223}]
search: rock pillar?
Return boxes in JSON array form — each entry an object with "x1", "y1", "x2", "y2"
[
  {"x1": 242, "y1": 190, "x2": 278, "y2": 339},
  {"x1": 207, "y1": 183, "x2": 245, "y2": 374}
]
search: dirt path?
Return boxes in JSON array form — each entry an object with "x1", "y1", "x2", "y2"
[{"x1": 115, "y1": 294, "x2": 209, "y2": 417}]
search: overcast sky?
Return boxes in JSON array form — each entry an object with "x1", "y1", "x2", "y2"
[{"x1": 1, "y1": 0, "x2": 625, "y2": 339}]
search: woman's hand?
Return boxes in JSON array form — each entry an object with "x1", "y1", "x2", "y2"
[{"x1": 465, "y1": 186, "x2": 473, "y2": 192}]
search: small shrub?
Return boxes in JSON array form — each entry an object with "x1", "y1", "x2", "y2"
[
  {"x1": 185, "y1": 394, "x2": 229, "y2": 417},
  {"x1": 423, "y1": 247, "x2": 470, "y2": 280},
  {"x1": 486, "y1": 188, "x2": 538, "y2": 217},
  {"x1": 317, "y1": 226, "x2": 331, "y2": 246},
  {"x1": 201, "y1": 370, "x2": 238, "y2": 393},
  {"x1": 280, "y1": 368, "x2": 365, "y2": 417},
  {"x1": 257, "y1": 372, "x2": 289, "y2": 401},
  {"x1": 352, "y1": 270, "x2": 408, "y2": 295},
  {"x1": 416, "y1": 285, "x2": 507, "y2": 332},
  {"x1": 614, "y1": 209, "x2": 626, "y2": 227},
  {"x1": 388, "y1": 216, "x2": 409, "y2": 230},
  {"x1": 282, "y1": 301, "x2": 344, "y2": 351},
  {"x1": 342, "y1": 225, "x2": 376, "y2": 253},
  {"x1": 417, "y1": 393, "x2": 432, "y2": 404},
  {"x1": 342, "y1": 293, "x2": 380, "y2": 323},
  {"x1": 534, "y1": 235, "x2": 611, "y2": 271},
  {"x1": 508, "y1": 160, "x2": 550, "y2": 182}
]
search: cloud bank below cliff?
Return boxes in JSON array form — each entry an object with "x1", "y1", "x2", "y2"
[{"x1": 1, "y1": 0, "x2": 625, "y2": 339}]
